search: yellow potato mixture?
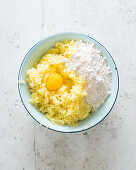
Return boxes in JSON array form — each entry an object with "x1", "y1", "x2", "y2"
[{"x1": 27, "y1": 40, "x2": 91, "y2": 126}]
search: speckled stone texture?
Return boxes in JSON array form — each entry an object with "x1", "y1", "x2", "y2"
[{"x1": 0, "y1": 0, "x2": 136, "y2": 170}]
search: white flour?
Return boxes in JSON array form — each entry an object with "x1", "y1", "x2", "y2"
[{"x1": 66, "y1": 40, "x2": 111, "y2": 111}]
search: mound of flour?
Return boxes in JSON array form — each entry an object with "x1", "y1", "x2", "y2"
[{"x1": 66, "y1": 40, "x2": 111, "y2": 111}]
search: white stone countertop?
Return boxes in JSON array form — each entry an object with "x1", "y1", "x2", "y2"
[{"x1": 0, "y1": 0, "x2": 136, "y2": 170}]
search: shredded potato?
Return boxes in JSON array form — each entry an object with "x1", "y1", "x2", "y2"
[{"x1": 27, "y1": 40, "x2": 91, "y2": 126}]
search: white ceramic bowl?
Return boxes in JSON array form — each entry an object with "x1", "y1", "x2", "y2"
[{"x1": 18, "y1": 32, "x2": 119, "y2": 133}]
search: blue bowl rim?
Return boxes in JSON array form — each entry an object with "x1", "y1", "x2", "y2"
[{"x1": 18, "y1": 32, "x2": 119, "y2": 133}]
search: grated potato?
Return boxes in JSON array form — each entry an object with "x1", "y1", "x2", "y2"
[{"x1": 27, "y1": 40, "x2": 91, "y2": 126}]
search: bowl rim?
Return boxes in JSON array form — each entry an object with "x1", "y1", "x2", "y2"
[{"x1": 18, "y1": 32, "x2": 119, "y2": 133}]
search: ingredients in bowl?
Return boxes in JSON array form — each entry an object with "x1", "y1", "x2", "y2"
[{"x1": 27, "y1": 40, "x2": 111, "y2": 126}]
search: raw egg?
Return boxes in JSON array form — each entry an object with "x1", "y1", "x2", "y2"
[{"x1": 46, "y1": 73, "x2": 63, "y2": 91}]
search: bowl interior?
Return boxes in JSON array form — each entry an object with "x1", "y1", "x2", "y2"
[{"x1": 18, "y1": 33, "x2": 119, "y2": 133}]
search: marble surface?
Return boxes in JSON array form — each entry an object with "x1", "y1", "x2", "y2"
[{"x1": 0, "y1": 0, "x2": 136, "y2": 169}]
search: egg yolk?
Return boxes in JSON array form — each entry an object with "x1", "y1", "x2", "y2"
[{"x1": 46, "y1": 73, "x2": 63, "y2": 91}]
